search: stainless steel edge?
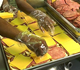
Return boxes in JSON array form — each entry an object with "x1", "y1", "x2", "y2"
[
  {"x1": 25, "y1": 53, "x2": 80, "y2": 70},
  {"x1": 0, "y1": 39, "x2": 10, "y2": 70},
  {"x1": 2, "y1": 0, "x2": 80, "y2": 70}
]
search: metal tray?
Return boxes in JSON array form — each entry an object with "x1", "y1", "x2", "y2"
[
  {"x1": 1, "y1": 38, "x2": 80, "y2": 70},
  {"x1": 1, "y1": 0, "x2": 80, "y2": 70},
  {"x1": 44, "y1": 0, "x2": 80, "y2": 40},
  {"x1": 0, "y1": 39, "x2": 10, "y2": 70}
]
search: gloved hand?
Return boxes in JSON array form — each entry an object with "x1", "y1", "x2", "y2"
[
  {"x1": 15, "y1": 31, "x2": 48, "y2": 56},
  {"x1": 30, "y1": 10, "x2": 55, "y2": 36},
  {"x1": 2, "y1": 2, "x2": 18, "y2": 18}
]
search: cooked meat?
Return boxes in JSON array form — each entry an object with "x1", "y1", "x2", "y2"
[
  {"x1": 47, "y1": 0, "x2": 52, "y2": 6},
  {"x1": 48, "y1": 47, "x2": 66, "y2": 59},
  {"x1": 74, "y1": 16, "x2": 80, "y2": 25},
  {"x1": 52, "y1": 0, "x2": 66, "y2": 8},
  {"x1": 72, "y1": 22, "x2": 80, "y2": 28},
  {"x1": 26, "y1": 60, "x2": 36, "y2": 68},
  {"x1": 63, "y1": 10, "x2": 80, "y2": 20},
  {"x1": 67, "y1": 1, "x2": 80, "y2": 11},
  {"x1": 56, "y1": 4, "x2": 72, "y2": 14},
  {"x1": 48, "y1": 0, "x2": 80, "y2": 28}
]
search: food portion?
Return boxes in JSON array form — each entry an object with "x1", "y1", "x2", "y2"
[
  {"x1": 0, "y1": 12, "x2": 13, "y2": 18},
  {"x1": 1, "y1": 9, "x2": 69, "y2": 70},
  {"x1": 47, "y1": 0, "x2": 80, "y2": 28},
  {"x1": 48, "y1": 47, "x2": 66, "y2": 59},
  {"x1": 53, "y1": 33, "x2": 80, "y2": 55},
  {"x1": 1, "y1": 8, "x2": 80, "y2": 70},
  {"x1": 2, "y1": 37, "x2": 67, "y2": 70}
]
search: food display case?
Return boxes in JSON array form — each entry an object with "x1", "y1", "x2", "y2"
[{"x1": 1, "y1": 0, "x2": 80, "y2": 70}]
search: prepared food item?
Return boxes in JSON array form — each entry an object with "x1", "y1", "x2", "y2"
[
  {"x1": 53, "y1": 33, "x2": 80, "y2": 55},
  {"x1": 42, "y1": 36, "x2": 56, "y2": 47},
  {"x1": 47, "y1": 0, "x2": 80, "y2": 28},
  {"x1": 62, "y1": 10, "x2": 80, "y2": 20},
  {"x1": 53, "y1": 33, "x2": 72, "y2": 44},
  {"x1": 74, "y1": 16, "x2": 80, "y2": 25},
  {"x1": 62, "y1": 40, "x2": 80, "y2": 55},
  {"x1": 51, "y1": 0, "x2": 66, "y2": 8},
  {"x1": 1, "y1": 10, "x2": 68, "y2": 70},
  {"x1": 0, "y1": 12, "x2": 13, "y2": 18},
  {"x1": 2, "y1": 38, "x2": 67, "y2": 69},
  {"x1": 32, "y1": 53, "x2": 51, "y2": 64},
  {"x1": 48, "y1": 47, "x2": 66, "y2": 59},
  {"x1": 47, "y1": 0, "x2": 52, "y2": 5},
  {"x1": 10, "y1": 54, "x2": 33, "y2": 69},
  {"x1": 51, "y1": 0, "x2": 80, "y2": 10}
]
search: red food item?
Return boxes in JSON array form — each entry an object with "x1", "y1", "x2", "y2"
[
  {"x1": 48, "y1": 47, "x2": 66, "y2": 59},
  {"x1": 26, "y1": 60, "x2": 36, "y2": 68},
  {"x1": 5, "y1": 52, "x2": 12, "y2": 56},
  {"x1": 64, "y1": 0, "x2": 72, "y2": 3},
  {"x1": 51, "y1": 0, "x2": 80, "y2": 21},
  {"x1": 72, "y1": 22, "x2": 80, "y2": 28},
  {"x1": 66, "y1": 1, "x2": 80, "y2": 11},
  {"x1": 62, "y1": 10, "x2": 80, "y2": 20},
  {"x1": 56, "y1": 4, "x2": 71, "y2": 14},
  {"x1": 74, "y1": 16, "x2": 80, "y2": 25},
  {"x1": 10, "y1": 57, "x2": 15, "y2": 62},
  {"x1": 52, "y1": 0, "x2": 80, "y2": 10},
  {"x1": 10, "y1": 66, "x2": 20, "y2": 70},
  {"x1": 29, "y1": 21, "x2": 37, "y2": 24},
  {"x1": 52, "y1": 0, "x2": 66, "y2": 8},
  {"x1": 47, "y1": 0, "x2": 52, "y2": 6},
  {"x1": 1, "y1": 40, "x2": 7, "y2": 46}
]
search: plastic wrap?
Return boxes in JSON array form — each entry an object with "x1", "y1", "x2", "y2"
[
  {"x1": 30, "y1": 10, "x2": 55, "y2": 36},
  {"x1": 2, "y1": 2, "x2": 18, "y2": 18},
  {"x1": 15, "y1": 31, "x2": 48, "y2": 56}
]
